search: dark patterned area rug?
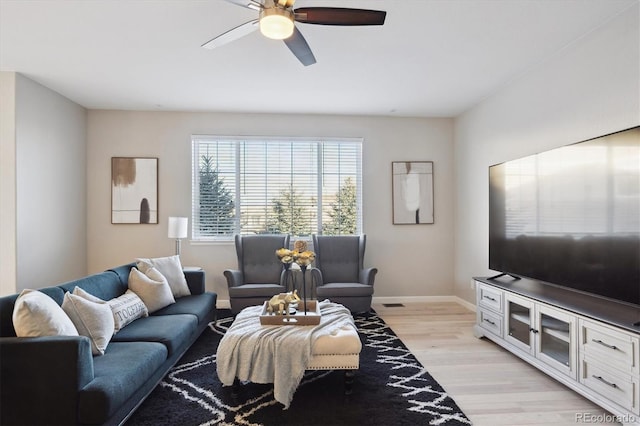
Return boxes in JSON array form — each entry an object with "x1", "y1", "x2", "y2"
[{"x1": 127, "y1": 310, "x2": 472, "y2": 426}]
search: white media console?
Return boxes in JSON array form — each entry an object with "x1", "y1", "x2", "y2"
[{"x1": 474, "y1": 276, "x2": 640, "y2": 425}]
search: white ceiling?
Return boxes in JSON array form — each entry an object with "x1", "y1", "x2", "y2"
[{"x1": 0, "y1": 0, "x2": 636, "y2": 117}]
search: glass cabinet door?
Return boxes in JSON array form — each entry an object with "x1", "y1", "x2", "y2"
[
  {"x1": 505, "y1": 294, "x2": 534, "y2": 354},
  {"x1": 536, "y1": 305, "x2": 576, "y2": 379}
]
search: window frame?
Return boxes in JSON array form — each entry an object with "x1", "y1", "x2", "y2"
[{"x1": 191, "y1": 135, "x2": 363, "y2": 242}]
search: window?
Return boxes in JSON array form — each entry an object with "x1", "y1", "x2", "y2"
[{"x1": 191, "y1": 136, "x2": 362, "y2": 240}]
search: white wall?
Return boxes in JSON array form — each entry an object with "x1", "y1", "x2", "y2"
[
  {"x1": 86, "y1": 112, "x2": 455, "y2": 302},
  {"x1": 0, "y1": 72, "x2": 17, "y2": 295},
  {"x1": 453, "y1": 4, "x2": 640, "y2": 303},
  {"x1": 14, "y1": 74, "x2": 87, "y2": 291}
]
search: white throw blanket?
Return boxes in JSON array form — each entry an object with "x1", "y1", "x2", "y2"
[{"x1": 216, "y1": 300, "x2": 354, "y2": 408}]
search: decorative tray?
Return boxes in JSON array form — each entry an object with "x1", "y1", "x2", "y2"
[{"x1": 259, "y1": 300, "x2": 321, "y2": 326}]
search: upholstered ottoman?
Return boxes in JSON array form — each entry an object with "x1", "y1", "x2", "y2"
[
  {"x1": 307, "y1": 320, "x2": 361, "y2": 393},
  {"x1": 309, "y1": 323, "x2": 361, "y2": 368},
  {"x1": 217, "y1": 301, "x2": 362, "y2": 407}
]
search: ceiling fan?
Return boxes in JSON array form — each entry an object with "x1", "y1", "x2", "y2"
[{"x1": 201, "y1": 0, "x2": 387, "y2": 66}]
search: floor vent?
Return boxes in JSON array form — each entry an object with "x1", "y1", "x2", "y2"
[{"x1": 382, "y1": 303, "x2": 405, "y2": 308}]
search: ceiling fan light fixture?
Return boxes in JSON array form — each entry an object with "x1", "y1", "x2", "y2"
[{"x1": 259, "y1": 7, "x2": 294, "y2": 40}]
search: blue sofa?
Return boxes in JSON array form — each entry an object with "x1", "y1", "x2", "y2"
[{"x1": 0, "y1": 263, "x2": 217, "y2": 425}]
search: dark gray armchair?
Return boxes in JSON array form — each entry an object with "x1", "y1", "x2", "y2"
[
  {"x1": 311, "y1": 234, "x2": 377, "y2": 313},
  {"x1": 224, "y1": 234, "x2": 291, "y2": 314}
]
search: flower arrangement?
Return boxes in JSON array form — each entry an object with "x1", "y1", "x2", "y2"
[
  {"x1": 275, "y1": 248, "x2": 295, "y2": 265},
  {"x1": 294, "y1": 250, "x2": 315, "y2": 267},
  {"x1": 275, "y1": 240, "x2": 316, "y2": 316},
  {"x1": 293, "y1": 240, "x2": 307, "y2": 252},
  {"x1": 275, "y1": 241, "x2": 315, "y2": 268}
]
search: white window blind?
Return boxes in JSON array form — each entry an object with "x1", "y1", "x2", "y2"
[{"x1": 192, "y1": 136, "x2": 362, "y2": 240}]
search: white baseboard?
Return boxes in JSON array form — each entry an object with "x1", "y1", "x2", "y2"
[
  {"x1": 373, "y1": 295, "x2": 476, "y2": 312},
  {"x1": 217, "y1": 296, "x2": 477, "y2": 312},
  {"x1": 453, "y1": 296, "x2": 477, "y2": 312}
]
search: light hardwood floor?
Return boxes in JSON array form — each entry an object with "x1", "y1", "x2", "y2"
[{"x1": 373, "y1": 301, "x2": 621, "y2": 426}]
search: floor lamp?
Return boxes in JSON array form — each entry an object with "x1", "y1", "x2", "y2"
[{"x1": 168, "y1": 217, "x2": 188, "y2": 256}]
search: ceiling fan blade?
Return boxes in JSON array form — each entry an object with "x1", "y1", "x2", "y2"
[
  {"x1": 223, "y1": 0, "x2": 263, "y2": 11},
  {"x1": 201, "y1": 20, "x2": 259, "y2": 49},
  {"x1": 294, "y1": 7, "x2": 386, "y2": 26},
  {"x1": 283, "y1": 26, "x2": 316, "y2": 66}
]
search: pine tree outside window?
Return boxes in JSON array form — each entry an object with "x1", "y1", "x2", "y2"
[{"x1": 191, "y1": 136, "x2": 362, "y2": 241}]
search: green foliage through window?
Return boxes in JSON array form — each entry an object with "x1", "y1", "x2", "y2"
[
  {"x1": 198, "y1": 155, "x2": 235, "y2": 236},
  {"x1": 323, "y1": 177, "x2": 357, "y2": 235}
]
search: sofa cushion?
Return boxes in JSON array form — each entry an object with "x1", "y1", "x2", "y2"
[
  {"x1": 110, "y1": 314, "x2": 197, "y2": 356},
  {"x1": 59, "y1": 271, "x2": 127, "y2": 302},
  {"x1": 39, "y1": 286, "x2": 67, "y2": 306},
  {"x1": 62, "y1": 292, "x2": 114, "y2": 355},
  {"x1": 12, "y1": 290, "x2": 78, "y2": 337},
  {"x1": 152, "y1": 292, "x2": 217, "y2": 324},
  {"x1": 106, "y1": 263, "x2": 135, "y2": 286},
  {"x1": 0, "y1": 294, "x2": 19, "y2": 337},
  {"x1": 128, "y1": 267, "x2": 175, "y2": 313},
  {"x1": 78, "y1": 341, "x2": 167, "y2": 425},
  {"x1": 136, "y1": 255, "x2": 191, "y2": 298}
]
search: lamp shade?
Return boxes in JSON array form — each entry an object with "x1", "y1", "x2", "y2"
[{"x1": 168, "y1": 217, "x2": 188, "y2": 239}]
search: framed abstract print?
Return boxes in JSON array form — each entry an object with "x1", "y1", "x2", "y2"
[
  {"x1": 392, "y1": 161, "x2": 434, "y2": 224},
  {"x1": 111, "y1": 157, "x2": 158, "y2": 224}
]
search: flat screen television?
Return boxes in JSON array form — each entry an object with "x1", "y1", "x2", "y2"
[{"x1": 489, "y1": 126, "x2": 640, "y2": 307}]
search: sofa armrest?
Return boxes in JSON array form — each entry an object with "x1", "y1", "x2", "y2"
[
  {"x1": 360, "y1": 267, "x2": 378, "y2": 287},
  {"x1": 0, "y1": 336, "x2": 94, "y2": 425},
  {"x1": 184, "y1": 269, "x2": 206, "y2": 295},
  {"x1": 223, "y1": 269, "x2": 244, "y2": 288}
]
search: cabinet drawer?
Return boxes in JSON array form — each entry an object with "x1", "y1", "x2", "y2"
[
  {"x1": 580, "y1": 319, "x2": 638, "y2": 374},
  {"x1": 581, "y1": 357, "x2": 639, "y2": 415},
  {"x1": 479, "y1": 309, "x2": 503, "y2": 337},
  {"x1": 478, "y1": 284, "x2": 503, "y2": 313}
]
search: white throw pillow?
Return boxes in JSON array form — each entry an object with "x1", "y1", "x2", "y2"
[
  {"x1": 72, "y1": 286, "x2": 104, "y2": 303},
  {"x1": 73, "y1": 287, "x2": 148, "y2": 333},
  {"x1": 107, "y1": 290, "x2": 149, "y2": 333},
  {"x1": 136, "y1": 255, "x2": 191, "y2": 298},
  {"x1": 62, "y1": 292, "x2": 114, "y2": 355},
  {"x1": 12, "y1": 289, "x2": 79, "y2": 337},
  {"x1": 128, "y1": 267, "x2": 175, "y2": 313}
]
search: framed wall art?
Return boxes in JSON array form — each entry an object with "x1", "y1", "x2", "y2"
[
  {"x1": 392, "y1": 161, "x2": 434, "y2": 225},
  {"x1": 111, "y1": 157, "x2": 158, "y2": 224}
]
